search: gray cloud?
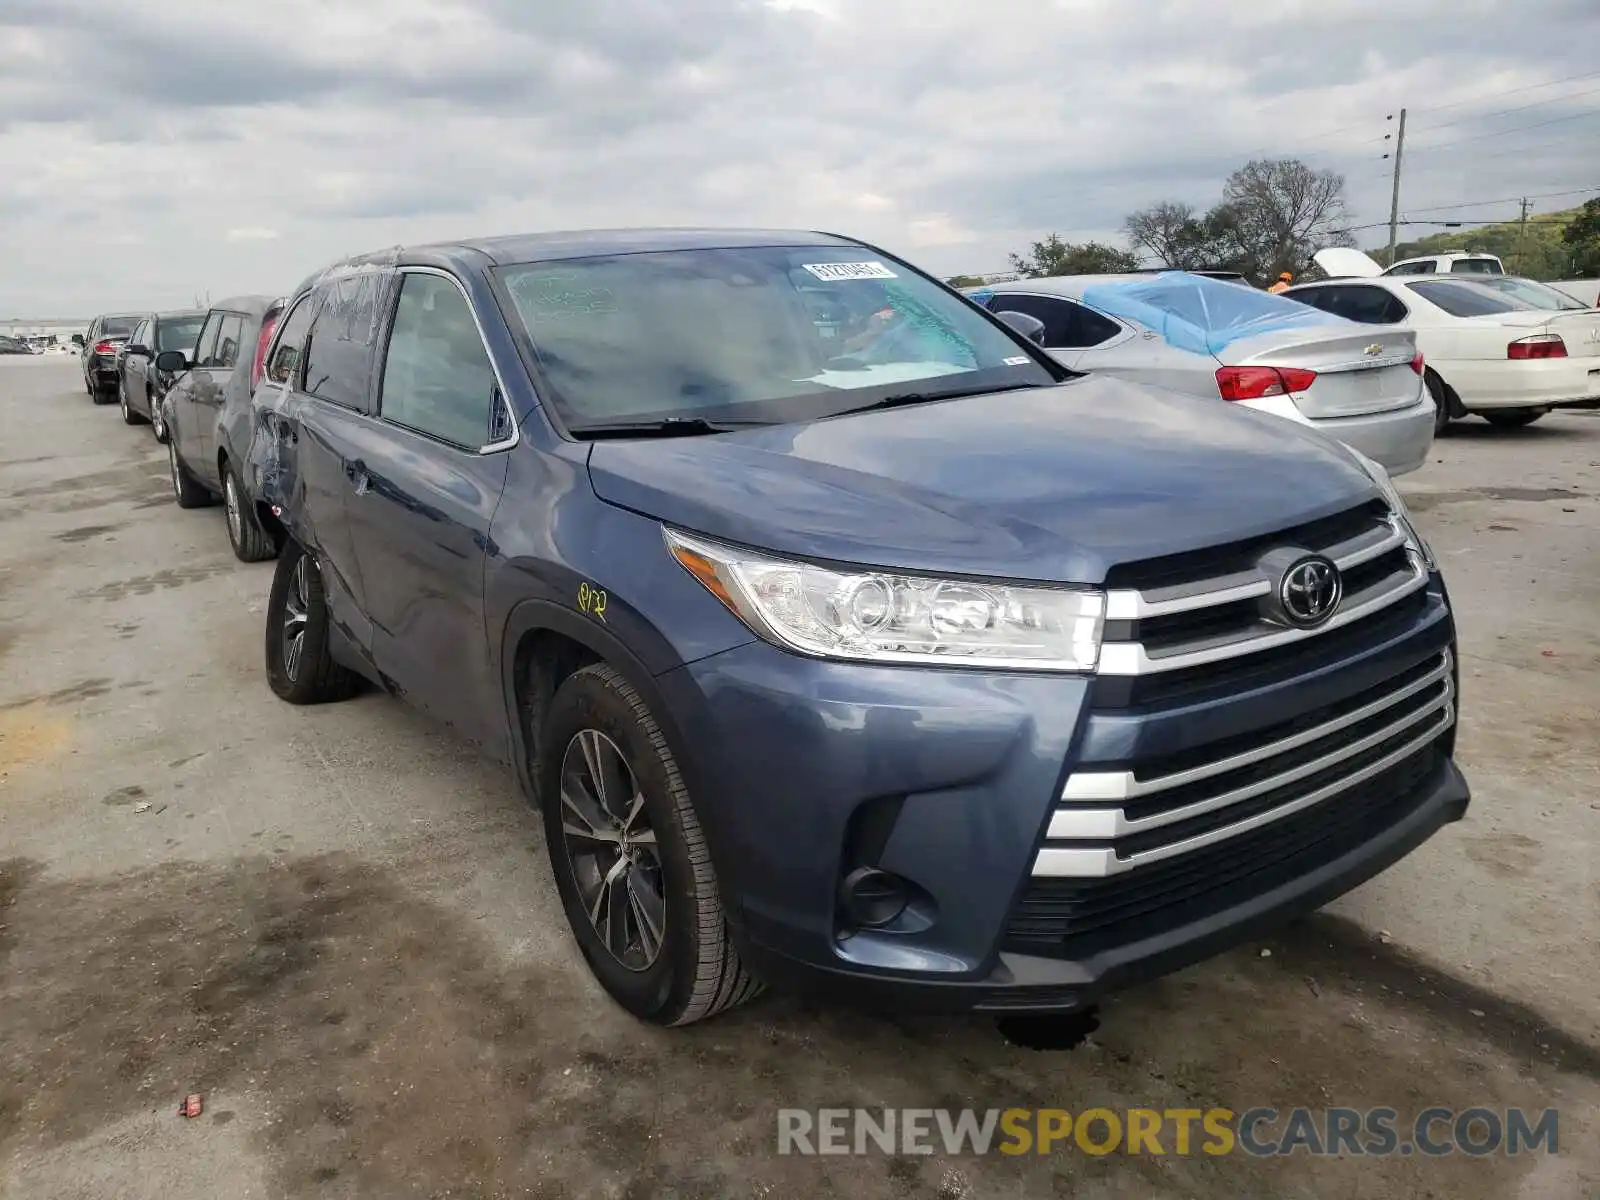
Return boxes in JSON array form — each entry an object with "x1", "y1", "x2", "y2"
[{"x1": 1, "y1": 0, "x2": 1597, "y2": 313}]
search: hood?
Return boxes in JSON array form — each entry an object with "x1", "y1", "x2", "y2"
[
  {"x1": 585, "y1": 377, "x2": 1380, "y2": 585},
  {"x1": 1314, "y1": 248, "x2": 1383, "y2": 279}
]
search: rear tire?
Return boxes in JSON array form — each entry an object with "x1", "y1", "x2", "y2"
[
  {"x1": 263, "y1": 542, "x2": 360, "y2": 704},
  {"x1": 1481, "y1": 409, "x2": 1546, "y2": 429},
  {"x1": 168, "y1": 439, "x2": 212, "y2": 509},
  {"x1": 91, "y1": 383, "x2": 113, "y2": 406},
  {"x1": 539, "y1": 663, "x2": 762, "y2": 1025},
  {"x1": 119, "y1": 377, "x2": 145, "y2": 425},
  {"x1": 223, "y1": 461, "x2": 278, "y2": 562},
  {"x1": 1424, "y1": 369, "x2": 1451, "y2": 435}
]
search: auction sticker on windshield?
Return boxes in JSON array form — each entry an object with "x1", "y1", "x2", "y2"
[{"x1": 803, "y1": 262, "x2": 898, "y2": 281}]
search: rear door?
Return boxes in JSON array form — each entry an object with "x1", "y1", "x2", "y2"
[
  {"x1": 189, "y1": 311, "x2": 245, "y2": 488},
  {"x1": 339, "y1": 268, "x2": 512, "y2": 742},
  {"x1": 172, "y1": 313, "x2": 222, "y2": 476},
  {"x1": 124, "y1": 318, "x2": 152, "y2": 407}
]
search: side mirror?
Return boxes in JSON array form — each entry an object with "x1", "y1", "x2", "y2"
[
  {"x1": 154, "y1": 350, "x2": 189, "y2": 373},
  {"x1": 995, "y1": 310, "x2": 1047, "y2": 345}
]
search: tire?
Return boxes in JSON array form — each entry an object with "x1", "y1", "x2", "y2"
[
  {"x1": 1481, "y1": 409, "x2": 1546, "y2": 429},
  {"x1": 1424, "y1": 369, "x2": 1451, "y2": 435},
  {"x1": 263, "y1": 542, "x2": 360, "y2": 704},
  {"x1": 167, "y1": 438, "x2": 213, "y2": 509},
  {"x1": 222, "y1": 460, "x2": 278, "y2": 562},
  {"x1": 150, "y1": 395, "x2": 170, "y2": 444},
  {"x1": 91, "y1": 382, "x2": 113, "y2": 406},
  {"x1": 119, "y1": 376, "x2": 145, "y2": 425},
  {"x1": 539, "y1": 663, "x2": 762, "y2": 1026}
]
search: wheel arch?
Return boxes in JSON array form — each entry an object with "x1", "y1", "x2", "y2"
[{"x1": 1423, "y1": 365, "x2": 1467, "y2": 417}]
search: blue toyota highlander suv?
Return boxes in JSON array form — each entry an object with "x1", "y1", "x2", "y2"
[{"x1": 243, "y1": 229, "x2": 1468, "y2": 1026}]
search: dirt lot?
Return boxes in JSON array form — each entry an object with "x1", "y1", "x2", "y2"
[{"x1": 1, "y1": 356, "x2": 1596, "y2": 1199}]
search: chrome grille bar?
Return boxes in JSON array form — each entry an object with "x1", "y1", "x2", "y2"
[
  {"x1": 1032, "y1": 706, "x2": 1453, "y2": 879},
  {"x1": 1062, "y1": 652, "x2": 1453, "y2": 803}
]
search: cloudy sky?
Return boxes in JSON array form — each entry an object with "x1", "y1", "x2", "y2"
[{"x1": 2, "y1": 0, "x2": 1598, "y2": 316}]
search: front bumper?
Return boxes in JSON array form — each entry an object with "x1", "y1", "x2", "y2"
[{"x1": 656, "y1": 577, "x2": 1464, "y2": 1014}]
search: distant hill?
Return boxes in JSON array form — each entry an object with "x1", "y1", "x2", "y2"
[{"x1": 1382, "y1": 206, "x2": 1581, "y2": 280}]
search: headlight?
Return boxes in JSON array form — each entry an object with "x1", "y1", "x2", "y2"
[
  {"x1": 1344, "y1": 447, "x2": 1435, "y2": 569},
  {"x1": 664, "y1": 528, "x2": 1105, "y2": 671}
]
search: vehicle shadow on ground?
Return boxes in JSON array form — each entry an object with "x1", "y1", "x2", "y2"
[{"x1": 1, "y1": 852, "x2": 1592, "y2": 1199}]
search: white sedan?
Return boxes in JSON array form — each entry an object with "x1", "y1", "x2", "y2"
[{"x1": 1291, "y1": 248, "x2": 1600, "y2": 430}]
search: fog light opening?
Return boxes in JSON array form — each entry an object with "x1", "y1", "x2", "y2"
[
  {"x1": 996, "y1": 1008, "x2": 1102, "y2": 1051},
  {"x1": 839, "y1": 867, "x2": 909, "y2": 929}
]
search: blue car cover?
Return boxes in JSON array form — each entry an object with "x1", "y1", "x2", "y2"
[{"x1": 1080, "y1": 272, "x2": 1355, "y2": 357}]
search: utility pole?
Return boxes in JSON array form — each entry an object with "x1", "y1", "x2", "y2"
[
  {"x1": 1385, "y1": 108, "x2": 1407, "y2": 267},
  {"x1": 1516, "y1": 196, "x2": 1531, "y2": 273}
]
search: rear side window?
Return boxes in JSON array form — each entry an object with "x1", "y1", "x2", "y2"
[
  {"x1": 1388, "y1": 261, "x2": 1435, "y2": 276},
  {"x1": 378, "y1": 273, "x2": 499, "y2": 448},
  {"x1": 1292, "y1": 285, "x2": 1407, "y2": 325},
  {"x1": 1407, "y1": 281, "x2": 1530, "y2": 317},
  {"x1": 303, "y1": 274, "x2": 385, "y2": 408},
  {"x1": 989, "y1": 294, "x2": 1123, "y2": 348},
  {"x1": 266, "y1": 295, "x2": 315, "y2": 386},
  {"x1": 192, "y1": 313, "x2": 223, "y2": 366},
  {"x1": 201, "y1": 314, "x2": 245, "y2": 369}
]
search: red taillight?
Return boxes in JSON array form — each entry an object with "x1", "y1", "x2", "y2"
[
  {"x1": 1409, "y1": 351, "x2": 1425, "y2": 375},
  {"x1": 1215, "y1": 365, "x2": 1318, "y2": 401},
  {"x1": 251, "y1": 312, "x2": 280, "y2": 388},
  {"x1": 1507, "y1": 334, "x2": 1567, "y2": 360},
  {"x1": 93, "y1": 339, "x2": 115, "y2": 355}
]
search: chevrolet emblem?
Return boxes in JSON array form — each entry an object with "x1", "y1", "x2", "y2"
[{"x1": 1363, "y1": 343, "x2": 1383, "y2": 356}]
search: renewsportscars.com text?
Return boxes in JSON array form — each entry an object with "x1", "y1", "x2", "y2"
[{"x1": 776, "y1": 1106, "x2": 1559, "y2": 1158}]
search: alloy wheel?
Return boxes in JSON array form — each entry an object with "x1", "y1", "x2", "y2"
[
  {"x1": 152, "y1": 403, "x2": 165, "y2": 441},
  {"x1": 558, "y1": 729, "x2": 665, "y2": 972},
  {"x1": 119, "y1": 380, "x2": 128, "y2": 420},
  {"x1": 225, "y1": 473, "x2": 243, "y2": 546},
  {"x1": 281, "y1": 557, "x2": 309, "y2": 682},
  {"x1": 168, "y1": 442, "x2": 182, "y2": 499}
]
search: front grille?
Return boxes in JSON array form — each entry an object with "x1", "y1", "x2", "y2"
[
  {"x1": 1004, "y1": 737, "x2": 1446, "y2": 959},
  {"x1": 1035, "y1": 650, "x2": 1454, "y2": 878}
]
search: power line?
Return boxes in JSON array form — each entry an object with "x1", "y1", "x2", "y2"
[
  {"x1": 1406, "y1": 83, "x2": 1600, "y2": 134},
  {"x1": 1401, "y1": 186, "x2": 1600, "y2": 214},
  {"x1": 1407, "y1": 68, "x2": 1600, "y2": 116},
  {"x1": 1408, "y1": 106, "x2": 1600, "y2": 154}
]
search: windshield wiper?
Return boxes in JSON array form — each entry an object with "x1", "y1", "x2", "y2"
[
  {"x1": 570, "y1": 416, "x2": 770, "y2": 440},
  {"x1": 829, "y1": 381, "x2": 1044, "y2": 418}
]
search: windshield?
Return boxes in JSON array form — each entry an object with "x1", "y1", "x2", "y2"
[
  {"x1": 1469, "y1": 276, "x2": 1589, "y2": 311},
  {"x1": 157, "y1": 317, "x2": 206, "y2": 351},
  {"x1": 100, "y1": 315, "x2": 140, "y2": 337},
  {"x1": 1406, "y1": 280, "x2": 1538, "y2": 318},
  {"x1": 497, "y1": 246, "x2": 1053, "y2": 430}
]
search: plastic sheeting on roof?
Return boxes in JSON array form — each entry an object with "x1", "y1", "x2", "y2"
[{"x1": 1080, "y1": 272, "x2": 1354, "y2": 357}]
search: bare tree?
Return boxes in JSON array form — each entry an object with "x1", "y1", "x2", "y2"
[
  {"x1": 1123, "y1": 202, "x2": 1206, "y2": 268},
  {"x1": 1221, "y1": 158, "x2": 1348, "y2": 280}
]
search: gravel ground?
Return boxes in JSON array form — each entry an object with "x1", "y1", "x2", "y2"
[{"x1": 1, "y1": 356, "x2": 1596, "y2": 1199}]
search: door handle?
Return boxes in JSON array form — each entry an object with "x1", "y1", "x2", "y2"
[{"x1": 345, "y1": 460, "x2": 370, "y2": 494}]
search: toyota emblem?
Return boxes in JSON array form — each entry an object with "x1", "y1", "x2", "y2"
[{"x1": 1279, "y1": 556, "x2": 1342, "y2": 628}]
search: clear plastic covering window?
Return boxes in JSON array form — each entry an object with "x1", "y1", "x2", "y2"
[{"x1": 1080, "y1": 272, "x2": 1357, "y2": 357}]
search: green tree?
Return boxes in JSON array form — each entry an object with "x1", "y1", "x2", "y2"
[
  {"x1": 945, "y1": 274, "x2": 987, "y2": 288},
  {"x1": 1561, "y1": 198, "x2": 1600, "y2": 276},
  {"x1": 1007, "y1": 234, "x2": 1139, "y2": 278}
]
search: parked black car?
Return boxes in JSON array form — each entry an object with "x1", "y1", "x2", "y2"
[
  {"x1": 157, "y1": 295, "x2": 285, "y2": 561},
  {"x1": 229, "y1": 229, "x2": 1466, "y2": 1027},
  {"x1": 80, "y1": 313, "x2": 143, "y2": 402},
  {"x1": 117, "y1": 310, "x2": 206, "y2": 436}
]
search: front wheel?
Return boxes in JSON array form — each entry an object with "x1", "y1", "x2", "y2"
[
  {"x1": 223, "y1": 461, "x2": 278, "y2": 562},
  {"x1": 539, "y1": 663, "x2": 762, "y2": 1026},
  {"x1": 1481, "y1": 408, "x2": 1546, "y2": 429},
  {"x1": 168, "y1": 439, "x2": 212, "y2": 509},
  {"x1": 263, "y1": 542, "x2": 359, "y2": 704}
]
